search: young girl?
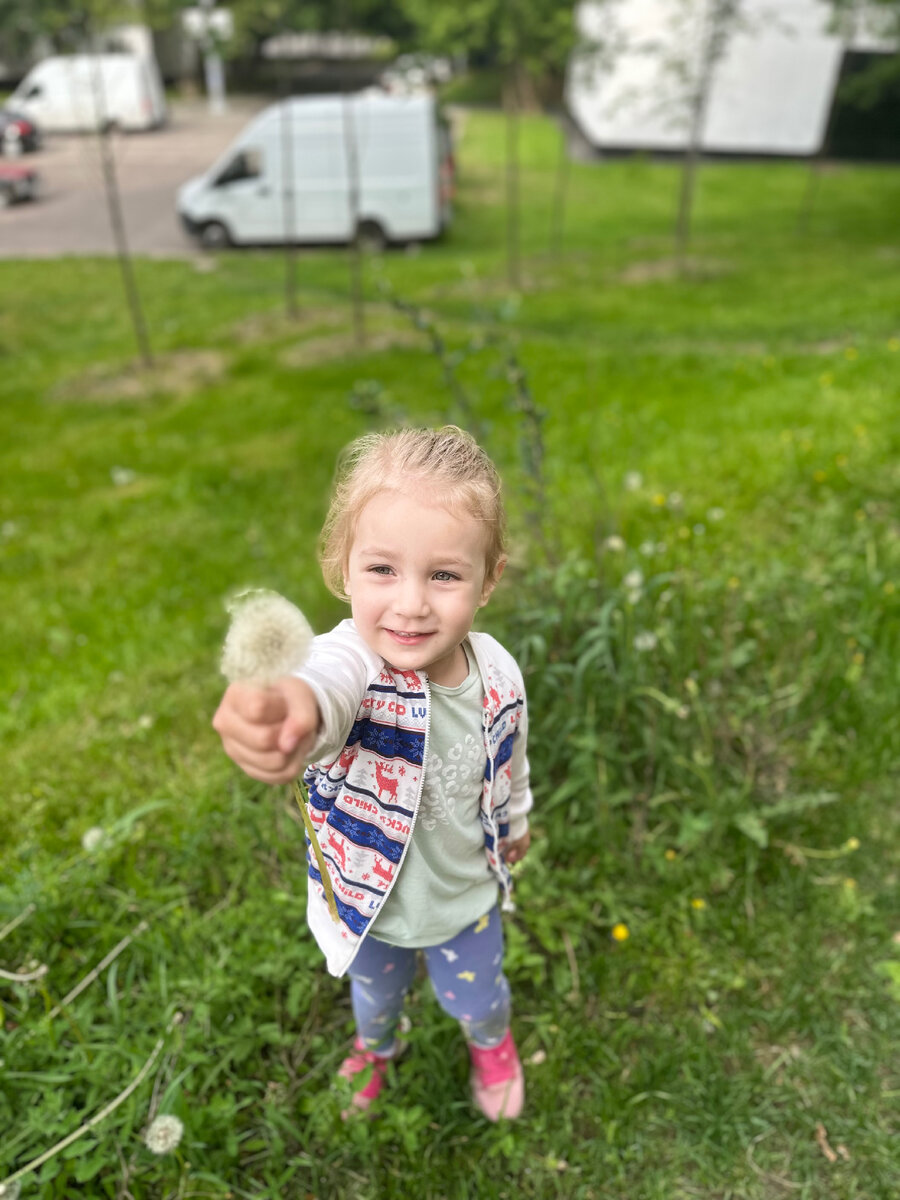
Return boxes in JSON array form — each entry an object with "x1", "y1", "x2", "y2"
[{"x1": 213, "y1": 426, "x2": 533, "y2": 1121}]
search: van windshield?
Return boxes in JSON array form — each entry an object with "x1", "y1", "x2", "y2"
[{"x1": 212, "y1": 149, "x2": 262, "y2": 187}]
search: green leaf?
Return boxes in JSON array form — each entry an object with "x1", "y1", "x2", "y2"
[{"x1": 733, "y1": 811, "x2": 769, "y2": 848}]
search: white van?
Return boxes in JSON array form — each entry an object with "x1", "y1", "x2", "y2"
[
  {"x1": 8, "y1": 54, "x2": 166, "y2": 133},
  {"x1": 177, "y1": 91, "x2": 454, "y2": 249}
]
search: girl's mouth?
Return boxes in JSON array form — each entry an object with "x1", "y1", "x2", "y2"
[{"x1": 387, "y1": 629, "x2": 431, "y2": 643}]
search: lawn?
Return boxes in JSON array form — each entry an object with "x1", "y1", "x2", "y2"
[{"x1": 1, "y1": 110, "x2": 899, "y2": 1199}]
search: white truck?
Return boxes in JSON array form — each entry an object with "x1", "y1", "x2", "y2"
[
  {"x1": 177, "y1": 90, "x2": 454, "y2": 249},
  {"x1": 7, "y1": 54, "x2": 166, "y2": 134}
]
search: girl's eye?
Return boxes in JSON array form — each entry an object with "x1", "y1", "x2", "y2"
[
  {"x1": 369, "y1": 565, "x2": 394, "y2": 576},
  {"x1": 433, "y1": 571, "x2": 459, "y2": 582}
]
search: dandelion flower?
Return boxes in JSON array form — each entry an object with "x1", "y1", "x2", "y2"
[
  {"x1": 611, "y1": 923, "x2": 630, "y2": 942},
  {"x1": 845, "y1": 837, "x2": 860, "y2": 852},
  {"x1": 603, "y1": 535, "x2": 626, "y2": 552},
  {"x1": 652, "y1": 493, "x2": 666, "y2": 507},
  {"x1": 221, "y1": 589, "x2": 313, "y2": 686},
  {"x1": 665, "y1": 849, "x2": 678, "y2": 862},
  {"x1": 624, "y1": 569, "x2": 644, "y2": 591},
  {"x1": 81, "y1": 826, "x2": 106, "y2": 853},
  {"x1": 144, "y1": 1114, "x2": 184, "y2": 1155},
  {"x1": 633, "y1": 631, "x2": 657, "y2": 652},
  {"x1": 624, "y1": 471, "x2": 643, "y2": 491},
  {"x1": 691, "y1": 898, "x2": 707, "y2": 911}
]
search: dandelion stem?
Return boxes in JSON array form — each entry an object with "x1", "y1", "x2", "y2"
[
  {"x1": 0, "y1": 903, "x2": 36, "y2": 943},
  {"x1": 291, "y1": 780, "x2": 340, "y2": 924},
  {"x1": 45, "y1": 919, "x2": 150, "y2": 1021},
  {"x1": 0, "y1": 1014, "x2": 180, "y2": 1191}
]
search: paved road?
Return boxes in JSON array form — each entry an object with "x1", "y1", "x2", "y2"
[{"x1": 0, "y1": 98, "x2": 268, "y2": 259}]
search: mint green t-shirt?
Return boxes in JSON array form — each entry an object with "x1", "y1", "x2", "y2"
[{"x1": 371, "y1": 646, "x2": 498, "y2": 947}]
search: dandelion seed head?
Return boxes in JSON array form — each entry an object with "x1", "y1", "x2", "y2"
[
  {"x1": 667, "y1": 492, "x2": 683, "y2": 509},
  {"x1": 707, "y1": 507, "x2": 725, "y2": 522},
  {"x1": 624, "y1": 569, "x2": 644, "y2": 590},
  {"x1": 144, "y1": 1114, "x2": 184, "y2": 1155},
  {"x1": 633, "y1": 631, "x2": 657, "y2": 652},
  {"x1": 0, "y1": 1181, "x2": 22, "y2": 1199},
  {"x1": 624, "y1": 471, "x2": 643, "y2": 492},
  {"x1": 81, "y1": 826, "x2": 106, "y2": 853},
  {"x1": 603, "y1": 535, "x2": 626, "y2": 552},
  {"x1": 221, "y1": 590, "x2": 313, "y2": 686},
  {"x1": 639, "y1": 540, "x2": 656, "y2": 556}
]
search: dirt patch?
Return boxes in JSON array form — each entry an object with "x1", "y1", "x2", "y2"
[
  {"x1": 619, "y1": 256, "x2": 733, "y2": 284},
  {"x1": 278, "y1": 328, "x2": 423, "y2": 368},
  {"x1": 229, "y1": 306, "x2": 348, "y2": 345},
  {"x1": 50, "y1": 349, "x2": 227, "y2": 404}
]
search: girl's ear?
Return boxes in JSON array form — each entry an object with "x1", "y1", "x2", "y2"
[{"x1": 479, "y1": 556, "x2": 507, "y2": 607}]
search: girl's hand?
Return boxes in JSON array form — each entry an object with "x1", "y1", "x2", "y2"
[
  {"x1": 212, "y1": 677, "x2": 320, "y2": 785},
  {"x1": 501, "y1": 830, "x2": 531, "y2": 866}
]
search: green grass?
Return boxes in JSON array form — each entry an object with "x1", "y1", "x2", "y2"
[{"x1": 1, "y1": 110, "x2": 899, "y2": 1198}]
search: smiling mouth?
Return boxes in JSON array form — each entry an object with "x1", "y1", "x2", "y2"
[{"x1": 386, "y1": 629, "x2": 432, "y2": 643}]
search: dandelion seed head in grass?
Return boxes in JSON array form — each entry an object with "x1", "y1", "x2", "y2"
[
  {"x1": 633, "y1": 631, "x2": 657, "y2": 652},
  {"x1": 624, "y1": 569, "x2": 643, "y2": 591},
  {"x1": 603, "y1": 535, "x2": 626, "y2": 552},
  {"x1": 144, "y1": 1114, "x2": 184, "y2": 1155},
  {"x1": 81, "y1": 826, "x2": 106, "y2": 853},
  {"x1": 624, "y1": 471, "x2": 643, "y2": 492},
  {"x1": 221, "y1": 590, "x2": 313, "y2": 686}
]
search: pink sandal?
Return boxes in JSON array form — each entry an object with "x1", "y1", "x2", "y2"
[
  {"x1": 337, "y1": 1037, "x2": 399, "y2": 1116},
  {"x1": 468, "y1": 1029, "x2": 525, "y2": 1121}
]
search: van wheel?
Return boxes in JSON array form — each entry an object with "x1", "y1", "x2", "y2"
[
  {"x1": 355, "y1": 220, "x2": 387, "y2": 253},
  {"x1": 201, "y1": 221, "x2": 231, "y2": 250}
]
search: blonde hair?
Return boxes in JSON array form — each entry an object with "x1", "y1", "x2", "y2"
[{"x1": 319, "y1": 426, "x2": 507, "y2": 600}]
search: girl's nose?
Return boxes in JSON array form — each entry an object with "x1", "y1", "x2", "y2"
[{"x1": 395, "y1": 578, "x2": 429, "y2": 617}]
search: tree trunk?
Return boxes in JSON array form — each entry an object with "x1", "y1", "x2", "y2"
[
  {"x1": 89, "y1": 45, "x2": 152, "y2": 367},
  {"x1": 504, "y1": 67, "x2": 521, "y2": 291},
  {"x1": 549, "y1": 113, "x2": 572, "y2": 261},
  {"x1": 280, "y1": 62, "x2": 299, "y2": 319}
]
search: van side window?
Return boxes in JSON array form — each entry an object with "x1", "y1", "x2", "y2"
[
  {"x1": 212, "y1": 149, "x2": 262, "y2": 188},
  {"x1": 25, "y1": 84, "x2": 43, "y2": 99}
]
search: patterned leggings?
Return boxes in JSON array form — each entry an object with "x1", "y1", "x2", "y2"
[{"x1": 348, "y1": 906, "x2": 511, "y2": 1053}]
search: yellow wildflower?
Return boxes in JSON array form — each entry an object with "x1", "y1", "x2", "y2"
[
  {"x1": 727, "y1": 576, "x2": 741, "y2": 590},
  {"x1": 665, "y1": 849, "x2": 678, "y2": 862},
  {"x1": 813, "y1": 470, "x2": 827, "y2": 483},
  {"x1": 611, "y1": 923, "x2": 630, "y2": 942},
  {"x1": 652, "y1": 493, "x2": 666, "y2": 507},
  {"x1": 691, "y1": 898, "x2": 707, "y2": 911}
]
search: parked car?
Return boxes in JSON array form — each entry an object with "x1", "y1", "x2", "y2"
[
  {"x1": 0, "y1": 163, "x2": 39, "y2": 207},
  {"x1": 177, "y1": 91, "x2": 453, "y2": 250},
  {"x1": 0, "y1": 109, "x2": 41, "y2": 156}
]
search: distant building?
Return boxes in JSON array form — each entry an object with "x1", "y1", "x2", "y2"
[{"x1": 567, "y1": 0, "x2": 898, "y2": 158}]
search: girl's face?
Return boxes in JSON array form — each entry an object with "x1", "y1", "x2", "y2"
[{"x1": 344, "y1": 488, "x2": 502, "y2": 687}]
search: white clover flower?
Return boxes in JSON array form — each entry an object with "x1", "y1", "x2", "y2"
[
  {"x1": 144, "y1": 1114, "x2": 184, "y2": 1155},
  {"x1": 633, "y1": 631, "x2": 658, "y2": 652},
  {"x1": 81, "y1": 826, "x2": 106, "y2": 853},
  {"x1": 624, "y1": 569, "x2": 644, "y2": 591},
  {"x1": 603, "y1": 535, "x2": 626, "y2": 552},
  {"x1": 707, "y1": 506, "x2": 725, "y2": 522},
  {"x1": 221, "y1": 590, "x2": 313, "y2": 686},
  {"x1": 624, "y1": 471, "x2": 643, "y2": 492}
]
